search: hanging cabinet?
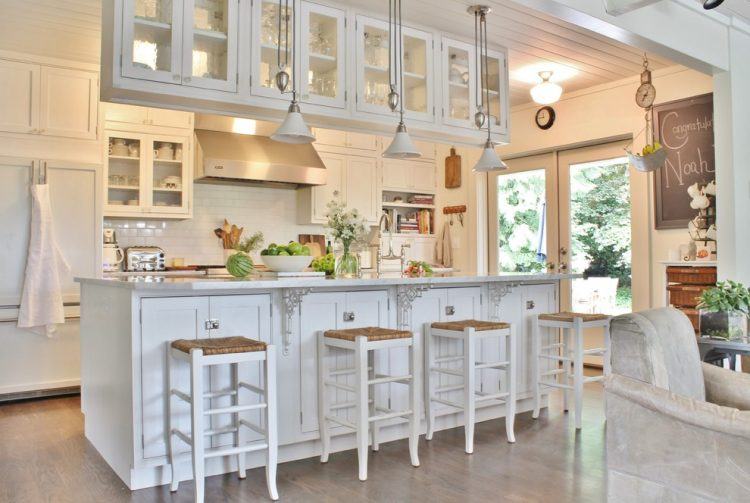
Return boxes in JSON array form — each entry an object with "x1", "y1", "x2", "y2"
[
  {"x1": 299, "y1": 1, "x2": 346, "y2": 108},
  {"x1": 252, "y1": 0, "x2": 294, "y2": 99}
]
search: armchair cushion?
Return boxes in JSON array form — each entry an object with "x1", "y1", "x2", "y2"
[
  {"x1": 702, "y1": 362, "x2": 750, "y2": 411},
  {"x1": 611, "y1": 307, "x2": 705, "y2": 401}
]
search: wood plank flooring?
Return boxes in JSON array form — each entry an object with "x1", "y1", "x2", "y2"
[{"x1": 0, "y1": 385, "x2": 606, "y2": 502}]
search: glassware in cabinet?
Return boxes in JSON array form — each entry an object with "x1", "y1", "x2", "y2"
[
  {"x1": 106, "y1": 134, "x2": 144, "y2": 211},
  {"x1": 300, "y1": 2, "x2": 345, "y2": 108},
  {"x1": 123, "y1": 0, "x2": 183, "y2": 83},
  {"x1": 442, "y1": 38, "x2": 475, "y2": 129},
  {"x1": 150, "y1": 137, "x2": 188, "y2": 213},
  {"x1": 182, "y1": 0, "x2": 238, "y2": 91},
  {"x1": 254, "y1": 0, "x2": 294, "y2": 98}
]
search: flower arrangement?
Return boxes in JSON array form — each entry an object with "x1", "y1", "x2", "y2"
[{"x1": 324, "y1": 200, "x2": 368, "y2": 278}]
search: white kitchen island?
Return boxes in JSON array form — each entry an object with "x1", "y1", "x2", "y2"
[{"x1": 77, "y1": 272, "x2": 576, "y2": 490}]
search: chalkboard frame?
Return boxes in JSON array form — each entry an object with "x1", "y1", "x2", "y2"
[{"x1": 652, "y1": 93, "x2": 714, "y2": 230}]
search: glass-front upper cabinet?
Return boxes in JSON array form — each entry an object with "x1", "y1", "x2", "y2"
[
  {"x1": 122, "y1": 0, "x2": 184, "y2": 83},
  {"x1": 299, "y1": 2, "x2": 346, "y2": 108},
  {"x1": 149, "y1": 136, "x2": 190, "y2": 214},
  {"x1": 253, "y1": 0, "x2": 295, "y2": 99},
  {"x1": 182, "y1": 0, "x2": 238, "y2": 91},
  {"x1": 441, "y1": 37, "x2": 475, "y2": 129},
  {"x1": 483, "y1": 49, "x2": 509, "y2": 134},
  {"x1": 355, "y1": 15, "x2": 433, "y2": 123}
]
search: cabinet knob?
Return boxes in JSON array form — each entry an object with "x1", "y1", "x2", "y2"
[
  {"x1": 343, "y1": 311, "x2": 355, "y2": 322},
  {"x1": 445, "y1": 306, "x2": 455, "y2": 316},
  {"x1": 204, "y1": 319, "x2": 220, "y2": 330},
  {"x1": 526, "y1": 300, "x2": 535, "y2": 310}
]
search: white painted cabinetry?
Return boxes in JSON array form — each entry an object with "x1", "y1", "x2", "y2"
[
  {"x1": 0, "y1": 58, "x2": 98, "y2": 139},
  {"x1": 382, "y1": 158, "x2": 436, "y2": 193},
  {"x1": 105, "y1": 102, "x2": 194, "y2": 129}
]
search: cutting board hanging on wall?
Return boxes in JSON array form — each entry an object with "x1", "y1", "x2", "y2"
[{"x1": 445, "y1": 147, "x2": 462, "y2": 188}]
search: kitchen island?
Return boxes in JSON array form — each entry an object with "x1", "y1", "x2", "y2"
[{"x1": 77, "y1": 272, "x2": 576, "y2": 490}]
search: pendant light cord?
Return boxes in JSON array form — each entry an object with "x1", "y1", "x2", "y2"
[
  {"x1": 388, "y1": 0, "x2": 405, "y2": 122},
  {"x1": 276, "y1": 0, "x2": 297, "y2": 100},
  {"x1": 481, "y1": 11, "x2": 491, "y2": 139},
  {"x1": 474, "y1": 11, "x2": 482, "y2": 111},
  {"x1": 397, "y1": 0, "x2": 404, "y2": 122}
]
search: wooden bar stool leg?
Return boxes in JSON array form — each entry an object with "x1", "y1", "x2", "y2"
[
  {"x1": 231, "y1": 362, "x2": 246, "y2": 479},
  {"x1": 573, "y1": 318, "x2": 584, "y2": 430},
  {"x1": 167, "y1": 346, "x2": 179, "y2": 492},
  {"x1": 531, "y1": 315, "x2": 541, "y2": 419},
  {"x1": 355, "y1": 337, "x2": 369, "y2": 481},
  {"x1": 506, "y1": 325, "x2": 517, "y2": 443},
  {"x1": 189, "y1": 349, "x2": 205, "y2": 503},
  {"x1": 463, "y1": 328, "x2": 476, "y2": 454},
  {"x1": 265, "y1": 346, "x2": 279, "y2": 501},
  {"x1": 368, "y1": 350, "x2": 379, "y2": 452},
  {"x1": 408, "y1": 333, "x2": 420, "y2": 467},
  {"x1": 423, "y1": 324, "x2": 435, "y2": 441},
  {"x1": 317, "y1": 333, "x2": 331, "y2": 463}
]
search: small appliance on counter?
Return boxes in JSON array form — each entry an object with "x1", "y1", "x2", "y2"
[
  {"x1": 125, "y1": 246, "x2": 166, "y2": 272},
  {"x1": 102, "y1": 229, "x2": 124, "y2": 272}
]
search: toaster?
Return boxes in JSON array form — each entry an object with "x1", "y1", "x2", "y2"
[{"x1": 125, "y1": 246, "x2": 166, "y2": 272}]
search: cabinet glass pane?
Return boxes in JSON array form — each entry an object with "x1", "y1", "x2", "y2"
[
  {"x1": 152, "y1": 140, "x2": 185, "y2": 209},
  {"x1": 191, "y1": 0, "x2": 229, "y2": 80},
  {"x1": 362, "y1": 24, "x2": 390, "y2": 108},
  {"x1": 107, "y1": 136, "x2": 142, "y2": 206},
  {"x1": 447, "y1": 45, "x2": 471, "y2": 122},
  {"x1": 402, "y1": 34, "x2": 428, "y2": 114},
  {"x1": 484, "y1": 55, "x2": 502, "y2": 126},
  {"x1": 307, "y1": 11, "x2": 338, "y2": 99},
  {"x1": 259, "y1": 0, "x2": 293, "y2": 91},
  {"x1": 131, "y1": 0, "x2": 175, "y2": 72}
]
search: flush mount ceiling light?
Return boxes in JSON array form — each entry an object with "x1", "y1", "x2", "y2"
[
  {"x1": 383, "y1": 0, "x2": 421, "y2": 159},
  {"x1": 468, "y1": 5, "x2": 506, "y2": 172},
  {"x1": 270, "y1": 0, "x2": 315, "y2": 144},
  {"x1": 530, "y1": 71, "x2": 563, "y2": 105},
  {"x1": 703, "y1": 0, "x2": 725, "y2": 9}
]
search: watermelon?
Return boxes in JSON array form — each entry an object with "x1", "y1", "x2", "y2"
[{"x1": 226, "y1": 252, "x2": 254, "y2": 278}]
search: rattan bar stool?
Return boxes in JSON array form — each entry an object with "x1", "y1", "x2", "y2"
[
  {"x1": 531, "y1": 312, "x2": 612, "y2": 429},
  {"x1": 423, "y1": 319, "x2": 517, "y2": 454},
  {"x1": 166, "y1": 336, "x2": 278, "y2": 503},
  {"x1": 317, "y1": 327, "x2": 420, "y2": 481}
]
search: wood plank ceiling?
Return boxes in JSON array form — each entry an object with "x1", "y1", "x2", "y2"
[{"x1": 0, "y1": 0, "x2": 678, "y2": 106}]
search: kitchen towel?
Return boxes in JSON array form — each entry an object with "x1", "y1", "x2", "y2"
[
  {"x1": 435, "y1": 221, "x2": 453, "y2": 268},
  {"x1": 18, "y1": 184, "x2": 70, "y2": 337}
]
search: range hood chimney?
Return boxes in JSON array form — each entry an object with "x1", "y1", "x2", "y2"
[{"x1": 194, "y1": 129, "x2": 326, "y2": 188}]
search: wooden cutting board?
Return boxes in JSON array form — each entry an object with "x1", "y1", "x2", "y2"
[{"x1": 445, "y1": 147, "x2": 461, "y2": 188}]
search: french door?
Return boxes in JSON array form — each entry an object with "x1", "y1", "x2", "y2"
[{"x1": 489, "y1": 140, "x2": 632, "y2": 365}]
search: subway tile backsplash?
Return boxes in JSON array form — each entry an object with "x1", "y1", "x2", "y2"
[{"x1": 105, "y1": 183, "x2": 324, "y2": 266}]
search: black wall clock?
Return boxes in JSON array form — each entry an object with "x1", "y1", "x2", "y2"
[{"x1": 535, "y1": 106, "x2": 555, "y2": 130}]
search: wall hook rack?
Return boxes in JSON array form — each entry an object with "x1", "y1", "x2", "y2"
[{"x1": 443, "y1": 205, "x2": 466, "y2": 226}]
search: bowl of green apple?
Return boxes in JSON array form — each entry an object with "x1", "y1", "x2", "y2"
[{"x1": 260, "y1": 241, "x2": 313, "y2": 272}]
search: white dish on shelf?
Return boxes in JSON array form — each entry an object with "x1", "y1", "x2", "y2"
[{"x1": 261, "y1": 255, "x2": 312, "y2": 273}]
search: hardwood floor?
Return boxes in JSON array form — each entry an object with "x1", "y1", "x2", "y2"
[{"x1": 0, "y1": 385, "x2": 606, "y2": 502}]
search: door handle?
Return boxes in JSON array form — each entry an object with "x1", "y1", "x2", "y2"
[
  {"x1": 559, "y1": 246, "x2": 568, "y2": 256},
  {"x1": 204, "y1": 319, "x2": 220, "y2": 330},
  {"x1": 546, "y1": 262, "x2": 556, "y2": 271},
  {"x1": 343, "y1": 311, "x2": 355, "y2": 322},
  {"x1": 445, "y1": 305, "x2": 455, "y2": 316}
]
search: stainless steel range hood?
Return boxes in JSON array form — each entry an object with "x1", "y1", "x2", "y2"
[{"x1": 194, "y1": 129, "x2": 326, "y2": 188}]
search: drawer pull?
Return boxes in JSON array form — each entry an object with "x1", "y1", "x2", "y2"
[
  {"x1": 204, "y1": 319, "x2": 220, "y2": 330},
  {"x1": 526, "y1": 300, "x2": 535, "y2": 310},
  {"x1": 445, "y1": 306, "x2": 455, "y2": 316},
  {"x1": 343, "y1": 311, "x2": 355, "y2": 322}
]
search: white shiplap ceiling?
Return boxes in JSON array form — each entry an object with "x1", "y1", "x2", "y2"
[{"x1": 0, "y1": 0, "x2": 677, "y2": 106}]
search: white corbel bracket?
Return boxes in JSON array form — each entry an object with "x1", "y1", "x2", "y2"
[
  {"x1": 396, "y1": 284, "x2": 431, "y2": 329},
  {"x1": 487, "y1": 282, "x2": 519, "y2": 320},
  {"x1": 281, "y1": 288, "x2": 312, "y2": 355}
]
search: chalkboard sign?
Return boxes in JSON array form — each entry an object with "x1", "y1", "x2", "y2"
[{"x1": 652, "y1": 93, "x2": 715, "y2": 229}]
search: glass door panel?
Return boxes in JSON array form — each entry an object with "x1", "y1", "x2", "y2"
[
  {"x1": 357, "y1": 16, "x2": 390, "y2": 114},
  {"x1": 182, "y1": 0, "x2": 238, "y2": 91},
  {"x1": 483, "y1": 50, "x2": 507, "y2": 133},
  {"x1": 300, "y1": 2, "x2": 345, "y2": 108},
  {"x1": 401, "y1": 27, "x2": 432, "y2": 122},
  {"x1": 123, "y1": 0, "x2": 183, "y2": 83},
  {"x1": 150, "y1": 137, "x2": 188, "y2": 213},
  {"x1": 255, "y1": 0, "x2": 294, "y2": 98},
  {"x1": 106, "y1": 134, "x2": 144, "y2": 211},
  {"x1": 442, "y1": 38, "x2": 474, "y2": 129}
]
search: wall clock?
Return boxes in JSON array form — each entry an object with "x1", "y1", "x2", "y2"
[{"x1": 535, "y1": 106, "x2": 555, "y2": 130}]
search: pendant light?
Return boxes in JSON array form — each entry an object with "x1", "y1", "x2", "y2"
[
  {"x1": 469, "y1": 6, "x2": 506, "y2": 172},
  {"x1": 383, "y1": 0, "x2": 421, "y2": 159},
  {"x1": 530, "y1": 70, "x2": 562, "y2": 105},
  {"x1": 271, "y1": 0, "x2": 315, "y2": 144}
]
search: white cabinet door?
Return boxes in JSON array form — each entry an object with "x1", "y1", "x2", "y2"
[
  {"x1": 182, "y1": 0, "x2": 239, "y2": 92},
  {"x1": 104, "y1": 102, "x2": 150, "y2": 126},
  {"x1": 311, "y1": 152, "x2": 345, "y2": 222},
  {"x1": 346, "y1": 156, "x2": 379, "y2": 225},
  {"x1": 0, "y1": 158, "x2": 33, "y2": 307},
  {"x1": 147, "y1": 134, "x2": 192, "y2": 215},
  {"x1": 300, "y1": 1, "x2": 346, "y2": 108},
  {"x1": 346, "y1": 132, "x2": 378, "y2": 151},
  {"x1": 122, "y1": 0, "x2": 184, "y2": 84},
  {"x1": 484, "y1": 48, "x2": 509, "y2": 135},
  {"x1": 381, "y1": 159, "x2": 412, "y2": 191},
  {"x1": 411, "y1": 162, "x2": 436, "y2": 193},
  {"x1": 400, "y1": 25, "x2": 434, "y2": 123},
  {"x1": 104, "y1": 131, "x2": 148, "y2": 215},
  {"x1": 252, "y1": 0, "x2": 294, "y2": 99},
  {"x1": 39, "y1": 67, "x2": 98, "y2": 139},
  {"x1": 149, "y1": 107, "x2": 194, "y2": 128},
  {"x1": 0, "y1": 60, "x2": 39, "y2": 134},
  {"x1": 441, "y1": 37, "x2": 476, "y2": 130},
  {"x1": 140, "y1": 296, "x2": 210, "y2": 459},
  {"x1": 207, "y1": 295, "x2": 272, "y2": 447}
]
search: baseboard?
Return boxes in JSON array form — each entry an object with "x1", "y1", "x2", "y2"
[{"x1": 0, "y1": 379, "x2": 81, "y2": 402}]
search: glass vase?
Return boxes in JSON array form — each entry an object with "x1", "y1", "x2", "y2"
[{"x1": 335, "y1": 247, "x2": 360, "y2": 278}]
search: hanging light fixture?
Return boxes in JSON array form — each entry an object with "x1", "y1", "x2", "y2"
[
  {"x1": 469, "y1": 5, "x2": 506, "y2": 172},
  {"x1": 271, "y1": 0, "x2": 315, "y2": 144},
  {"x1": 530, "y1": 70, "x2": 563, "y2": 105},
  {"x1": 383, "y1": 0, "x2": 421, "y2": 159}
]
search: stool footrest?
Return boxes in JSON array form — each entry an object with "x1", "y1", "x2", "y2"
[
  {"x1": 584, "y1": 375, "x2": 605, "y2": 383},
  {"x1": 204, "y1": 425, "x2": 238, "y2": 436},
  {"x1": 430, "y1": 396, "x2": 463, "y2": 409},
  {"x1": 475, "y1": 391, "x2": 509, "y2": 402},
  {"x1": 541, "y1": 368, "x2": 567, "y2": 377},
  {"x1": 434, "y1": 384, "x2": 465, "y2": 394},
  {"x1": 583, "y1": 348, "x2": 607, "y2": 356},
  {"x1": 204, "y1": 389, "x2": 237, "y2": 399},
  {"x1": 541, "y1": 343, "x2": 564, "y2": 350},
  {"x1": 239, "y1": 418, "x2": 266, "y2": 436},
  {"x1": 329, "y1": 399, "x2": 373, "y2": 411},
  {"x1": 369, "y1": 409, "x2": 413, "y2": 422},
  {"x1": 540, "y1": 381, "x2": 573, "y2": 390},
  {"x1": 369, "y1": 373, "x2": 412, "y2": 385},
  {"x1": 475, "y1": 360, "x2": 509, "y2": 370},
  {"x1": 172, "y1": 428, "x2": 192, "y2": 446},
  {"x1": 539, "y1": 354, "x2": 572, "y2": 363},
  {"x1": 171, "y1": 389, "x2": 192, "y2": 404},
  {"x1": 204, "y1": 442, "x2": 269, "y2": 459},
  {"x1": 205, "y1": 402, "x2": 267, "y2": 416},
  {"x1": 329, "y1": 366, "x2": 373, "y2": 376},
  {"x1": 434, "y1": 355, "x2": 464, "y2": 364},
  {"x1": 325, "y1": 414, "x2": 356, "y2": 430},
  {"x1": 239, "y1": 381, "x2": 264, "y2": 395},
  {"x1": 429, "y1": 366, "x2": 463, "y2": 377},
  {"x1": 324, "y1": 380, "x2": 356, "y2": 393}
]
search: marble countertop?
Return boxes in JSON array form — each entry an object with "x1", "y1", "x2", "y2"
[{"x1": 76, "y1": 272, "x2": 580, "y2": 291}]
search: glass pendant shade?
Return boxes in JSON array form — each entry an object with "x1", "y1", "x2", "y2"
[
  {"x1": 530, "y1": 71, "x2": 562, "y2": 105},
  {"x1": 383, "y1": 122, "x2": 421, "y2": 159},
  {"x1": 472, "y1": 139, "x2": 507, "y2": 172},
  {"x1": 271, "y1": 102, "x2": 316, "y2": 144}
]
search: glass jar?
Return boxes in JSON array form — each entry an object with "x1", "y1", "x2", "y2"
[{"x1": 335, "y1": 246, "x2": 360, "y2": 278}]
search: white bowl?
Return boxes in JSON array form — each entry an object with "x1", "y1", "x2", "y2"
[{"x1": 261, "y1": 255, "x2": 312, "y2": 272}]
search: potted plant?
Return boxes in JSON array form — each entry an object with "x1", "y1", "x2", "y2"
[
  {"x1": 324, "y1": 200, "x2": 368, "y2": 278},
  {"x1": 697, "y1": 280, "x2": 750, "y2": 341}
]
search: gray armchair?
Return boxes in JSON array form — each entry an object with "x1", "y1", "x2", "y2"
[{"x1": 605, "y1": 307, "x2": 750, "y2": 502}]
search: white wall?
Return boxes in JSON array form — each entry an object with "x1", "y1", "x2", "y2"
[{"x1": 498, "y1": 66, "x2": 714, "y2": 310}]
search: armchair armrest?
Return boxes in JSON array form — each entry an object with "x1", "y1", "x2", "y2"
[
  {"x1": 702, "y1": 362, "x2": 750, "y2": 410},
  {"x1": 605, "y1": 373, "x2": 750, "y2": 439}
]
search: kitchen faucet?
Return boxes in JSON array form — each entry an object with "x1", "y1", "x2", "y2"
[{"x1": 376, "y1": 211, "x2": 409, "y2": 274}]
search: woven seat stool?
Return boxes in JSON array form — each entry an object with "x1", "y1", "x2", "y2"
[
  {"x1": 166, "y1": 336, "x2": 278, "y2": 502},
  {"x1": 317, "y1": 327, "x2": 420, "y2": 481},
  {"x1": 424, "y1": 319, "x2": 517, "y2": 454},
  {"x1": 531, "y1": 312, "x2": 612, "y2": 429}
]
